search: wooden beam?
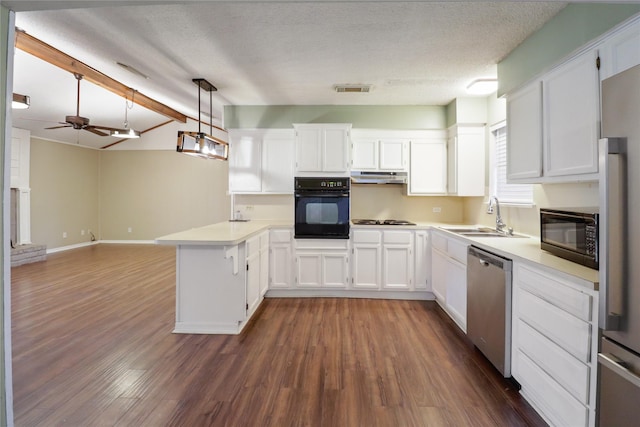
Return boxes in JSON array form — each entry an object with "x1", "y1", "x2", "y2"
[{"x1": 15, "y1": 30, "x2": 187, "y2": 123}]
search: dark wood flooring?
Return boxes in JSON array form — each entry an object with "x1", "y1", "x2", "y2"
[{"x1": 11, "y1": 244, "x2": 546, "y2": 426}]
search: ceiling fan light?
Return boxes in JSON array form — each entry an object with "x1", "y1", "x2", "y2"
[
  {"x1": 466, "y1": 78, "x2": 498, "y2": 95},
  {"x1": 12, "y1": 93, "x2": 30, "y2": 109},
  {"x1": 110, "y1": 128, "x2": 140, "y2": 138}
]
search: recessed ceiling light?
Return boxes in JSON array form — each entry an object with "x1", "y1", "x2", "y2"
[
  {"x1": 334, "y1": 84, "x2": 371, "y2": 93},
  {"x1": 116, "y1": 62, "x2": 149, "y2": 80},
  {"x1": 466, "y1": 79, "x2": 498, "y2": 95}
]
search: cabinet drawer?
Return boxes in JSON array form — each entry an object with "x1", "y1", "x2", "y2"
[
  {"x1": 515, "y1": 350, "x2": 588, "y2": 427},
  {"x1": 447, "y1": 238, "x2": 468, "y2": 265},
  {"x1": 431, "y1": 232, "x2": 448, "y2": 252},
  {"x1": 518, "y1": 320, "x2": 590, "y2": 404},
  {"x1": 517, "y1": 263, "x2": 592, "y2": 322},
  {"x1": 383, "y1": 230, "x2": 412, "y2": 245},
  {"x1": 295, "y1": 239, "x2": 349, "y2": 250},
  {"x1": 270, "y1": 229, "x2": 292, "y2": 243},
  {"x1": 352, "y1": 229, "x2": 381, "y2": 244},
  {"x1": 518, "y1": 288, "x2": 591, "y2": 362}
]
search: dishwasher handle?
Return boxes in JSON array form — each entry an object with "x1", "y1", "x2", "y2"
[{"x1": 468, "y1": 245, "x2": 512, "y2": 271}]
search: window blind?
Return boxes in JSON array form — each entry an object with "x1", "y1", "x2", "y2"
[{"x1": 492, "y1": 126, "x2": 533, "y2": 205}]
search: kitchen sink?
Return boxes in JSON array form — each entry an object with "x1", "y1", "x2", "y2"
[{"x1": 441, "y1": 227, "x2": 527, "y2": 238}]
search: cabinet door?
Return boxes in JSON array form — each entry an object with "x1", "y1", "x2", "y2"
[
  {"x1": 352, "y1": 245, "x2": 381, "y2": 289},
  {"x1": 228, "y1": 131, "x2": 262, "y2": 193},
  {"x1": 431, "y1": 249, "x2": 447, "y2": 304},
  {"x1": 323, "y1": 253, "x2": 349, "y2": 288},
  {"x1": 379, "y1": 139, "x2": 408, "y2": 171},
  {"x1": 506, "y1": 81, "x2": 543, "y2": 181},
  {"x1": 352, "y1": 138, "x2": 378, "y2": 170},
  {"x1": 408, "y1": 139, "x2": 447, "y2": 195},
  {"x1": 599, "y1": 19, "x2": 640, "y2": 80},
  {"x1": 323, "y1": 128, "x2": 350, "y2": 172},
  {"x1": 445, "y1": 257, "x2": 467, "y2": 332},
  {"x1": 383, "y1": 245, "x2": 412, "y2": 290},
  {"x1": 295, "y1": 128, "x2": 323, "y2": 172},
  {"x1": 295, "y1": 253, "x2": 322, "y2": 287},
  {"x1": 450, "y1": 126, "x2": 485, "y2": 196},
  {"x1": 246, "y1": 249, "x2": 261, "y2": 315},
  {"x1": 414, "y1": 231, "x2": 430, "y2": 291},
  {"x1": 446, "y1": 135, "x2": 457, "y2": 194},
  {"x1": 259, "y1": 233, "x2": 269, "y2": 296},
  {"x1": 262, "y1": 133, "x2": 294, "y2": 193},
  {"x1": 543, "y1": 50, "x2": 600, "y2": 177},
  {"x1": 270, "y1": 244, "x2": 291, "y2": 288}
]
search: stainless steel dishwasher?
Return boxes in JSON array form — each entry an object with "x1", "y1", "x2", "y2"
[{"x1": 467, "y1": 245, "x2": 513, "y2": 377}]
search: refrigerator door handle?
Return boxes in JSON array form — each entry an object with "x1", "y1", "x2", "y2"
[
  {"x1": 599, "y1": 137, "x2": 626, "y2": 331},
  {"x1": 598, "y1": 353, "x2": 640, "y2": 388}
]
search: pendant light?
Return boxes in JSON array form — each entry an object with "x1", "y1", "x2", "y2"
[
  {"x1": 12, "y1": 93, "x2": 30, "y2": 109},
  {"x1": 110, "y1": 90, "x2": 141, "y2": 138},
  {"x1": 177, "y1": 78, "x2": 228, "y2": 160}
]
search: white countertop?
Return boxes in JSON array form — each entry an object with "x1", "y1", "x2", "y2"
[{"x1": 155, "y1": 220, "x2": 291, "y2": 246}]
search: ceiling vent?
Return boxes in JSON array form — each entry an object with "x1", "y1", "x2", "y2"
[{"x1": 334, "y1": 84, "x2": 371, "y2": 93}]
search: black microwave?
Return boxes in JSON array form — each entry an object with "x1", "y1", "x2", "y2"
[{"x1": 540, "y1": 207, "x2": 599, "y2": 269}]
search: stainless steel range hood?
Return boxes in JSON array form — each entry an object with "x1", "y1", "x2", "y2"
[{"x1": 351, "y1": 171, "x2": 407, "y2": 184}]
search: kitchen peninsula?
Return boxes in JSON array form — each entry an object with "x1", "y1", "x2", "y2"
[{"x1": 156, "y1": 220, "x2": 282, "y2": 334}]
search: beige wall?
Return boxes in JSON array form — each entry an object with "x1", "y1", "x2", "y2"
[
  {"x1": 99, "y1": 150, "x2": 230, "y2": 240},
  {"x1": 30, "y1": 138, "x2": 100, "y2": 248},
  {"x1": 29, "y1": 139, "x2": 230, "y2": 248}
]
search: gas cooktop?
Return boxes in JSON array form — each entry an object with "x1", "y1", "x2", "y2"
[{"x1": 352, "y1": 219, "x2": 417, "y2": 226}]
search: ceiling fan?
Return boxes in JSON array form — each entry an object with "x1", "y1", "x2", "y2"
[{"x1": 46, "y1": 73, "x2": 118, "y2": 136}]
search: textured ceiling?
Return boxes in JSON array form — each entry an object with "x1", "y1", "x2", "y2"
[{"x1": 9, "y1": 1, "x2": 567, "y2": 148}]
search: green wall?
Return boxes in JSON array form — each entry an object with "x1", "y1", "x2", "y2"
[
  {"x1": 499, "y1": 3, "x2": 640, "y2": 95},
  {"x1": 224, "y1": 105, "x2": 446, "y2": 129}
]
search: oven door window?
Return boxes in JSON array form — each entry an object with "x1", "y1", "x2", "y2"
[
  {"x1": 296, "y1": 196, "x2": 349, "y2": 225},
  {"x1": 542, "y1": 216, "x2": 587, "y2": 254}
]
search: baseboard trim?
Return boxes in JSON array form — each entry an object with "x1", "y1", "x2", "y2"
[
  {"x1": 46, "y1": 241, "x2": 99, "y2": 254},
  {"x1": 99, "y1": 240, "x2": 156, "y2": 245},
  {"x1": 266, "y1": 289, "x2": 435, "y2": 301}
]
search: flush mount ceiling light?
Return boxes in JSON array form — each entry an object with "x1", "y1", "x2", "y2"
[
  {"x1": 334, "y1": 84, "x2": 371, "y2": 93},
  {"x1": 177, "y1": 78, "x2": 229, "y2": 161},
  {"x1": 466, "y1": 78, "x2": 498, "y2": 95},
  {"x1": 110, "y1": 90, "x2": 141, "y2": 139},
  {"x1": 12, "y1": 93, "x2": 30, "y2": 109}
]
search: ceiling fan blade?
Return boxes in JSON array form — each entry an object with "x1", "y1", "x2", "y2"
[
  {"x1": 45, "y1": 124, "x2": 71, "y2": 130},
  {"x1": 84, "y1": 127, "x2": 109, "y2": 136}
]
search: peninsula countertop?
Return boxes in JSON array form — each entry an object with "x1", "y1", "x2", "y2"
[{"x1": 155, "y1": 220, "x2": 292, "y2": 246}]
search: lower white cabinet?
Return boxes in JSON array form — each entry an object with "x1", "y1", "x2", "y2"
[
  {"x1": 269, "y1": 228, "x2": 293, "y2": 289},
  {"x1": 382, "y1": 230, "x2": 413, "y2": 290},
  {"x1": 511, "y1": 261, "x2": 598, "y2": 427},
  {"x1": 294, "y1": 239, "x2": 349, "y2": 288},
  {"x1": 351, "y1": 229, "x2": 382, "y2": 289},
  {"x1": 414, "y1": 230, "x2": 430, "y2": 291},
  {"x1": 430, "y1": 229, "x2": 468, "y2": 332},
  {"x1": 246, "y1": 230, "x2": 269, "y2": 314}
]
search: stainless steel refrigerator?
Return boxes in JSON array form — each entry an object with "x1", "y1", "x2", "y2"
[{"x1": 598, "y1": 63, "x2": 640, "y2": 426}]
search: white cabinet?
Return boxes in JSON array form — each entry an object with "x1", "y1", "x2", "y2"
[
  {"x1": 507, "y1": 80, "x2": 543, "y2": 181},
  {"x1": 351, "y1": 229, "x2": 382, "y2": 289},
  {"x1": 351, "y1": 131, "x2": 409, "y2": 172},
  {"x1": 543, "y1": 50, "x2": 600, "y2": 178},
  {"x1": 259, "y1": 231, "x2": 269, "y2": 297},
  {"x1": 245, "y1": 233, "x2": 263, "y2": 315},
  {"x1": 269, "y1": 228, "x2": 293, "y2": 289},
  {"x1": 408, "y1": 137, "x2": 447, "y2": 195},
  {"x1": 447, "y1": 125, "x2": 485, "y2": 196},
  {"x1": 228, "y1": 129, "x2": 294, "y2": 194},
  {"x1": 506, "y1": 49, "x2": 599, "y2": 183},
  {"x1": 294, "y1": 124, "x2": 351, "y2": 175},
  {"x1": 511, "y1": 261, "x2": 599, "y2": 427},
  {"x1": 414, "y1": 230, "x2": 430, "y2": 291},
  {"x1": 430, "y1": 230, "x2": 468, "y2": 332},
  {"x1": 294, "y1": 239, "x2": 349, "y2": 288},
  {"x1": 381, "y1": 230, "x2": 413, "y2": 290},
  {"x1": 599, "y1": 17, "x2": 640, "y2": 80}
]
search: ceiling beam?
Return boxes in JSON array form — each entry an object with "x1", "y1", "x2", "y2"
[{"x1": 15, "y1": 30, "x2": 187, "y2": 123}]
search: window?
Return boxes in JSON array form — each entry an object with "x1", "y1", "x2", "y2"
[{"x1": 490, "y1": 123, "x2": 534, "y2": 205}]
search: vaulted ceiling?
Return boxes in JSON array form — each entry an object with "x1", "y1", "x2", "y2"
[{"x1": 7, "y1": 1, "x2": 568, "y2": 148}]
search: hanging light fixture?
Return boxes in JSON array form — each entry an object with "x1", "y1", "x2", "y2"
[
  {"x1": 177, "y1": 78, "x2": 228, "y2": 160},
  {"x1": 110, "y1": 90, "x2": 141, "y2": 138},
  {"x1": 12, "y1": 93, "x2": 30, "y2": 109}
]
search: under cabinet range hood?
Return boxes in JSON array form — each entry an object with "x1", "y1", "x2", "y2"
[{"x1": 350, "y1": 171, "x2": 408, "y2": 184}]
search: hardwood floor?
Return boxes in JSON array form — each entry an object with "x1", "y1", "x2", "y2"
[{"x1": 11, "y1": 244, "x2": 546, "y2": 426}]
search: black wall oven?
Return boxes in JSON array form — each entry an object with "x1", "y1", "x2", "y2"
[{"x1": 294, "y1": 177, "x2": 350, "y2": 239}]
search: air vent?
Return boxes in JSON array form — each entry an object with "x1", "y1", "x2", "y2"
[{"x1": 334, "y1": 84, "x2": 371, "y2": 93}]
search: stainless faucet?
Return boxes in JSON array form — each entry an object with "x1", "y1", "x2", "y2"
[{"x1": 487, "y1": 196, "x2": 507, "y2": 233}]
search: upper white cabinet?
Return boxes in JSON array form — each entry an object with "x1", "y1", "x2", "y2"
[
  {"x1": 447, "y1": 125, "x2": 486, "y2": 196},
  {"x1": 294, "y1": 124, "x2": 351, "y2": 176},
  {"x1": 599, "y1": 17, "x2": 640, "y2": 80},
  {"x1": 408, "y1": 135, "x2": 447, "y2": 195},
  {"x1": 543, "y1": 50, "x2": 600, "y2": 178},
  {"x1": 351, "y1": 130, "x2": 409, "y2": 172},
  {"x1": 228, "y1": 129, "x2": 294, "y2": 194},
  {"x1": 506, "y1": 49, "x2": 599, "y2": 183}
]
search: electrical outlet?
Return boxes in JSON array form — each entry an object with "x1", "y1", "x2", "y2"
[
  {"x1": 245, "y1": 205, "x2": 254, "y2": 211},
  {"x1": 81, "y1": 230, "x2": 85, "y2": 236},
  {"x1": 62, "y1": 232, "x2": 67, "y2": 239},
  {"x1": 127, "y1": 227, "x2": 132, "y2": 233},
  {"x1": 432, "y1": 207, "x2": 441, "y2": 213}
]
